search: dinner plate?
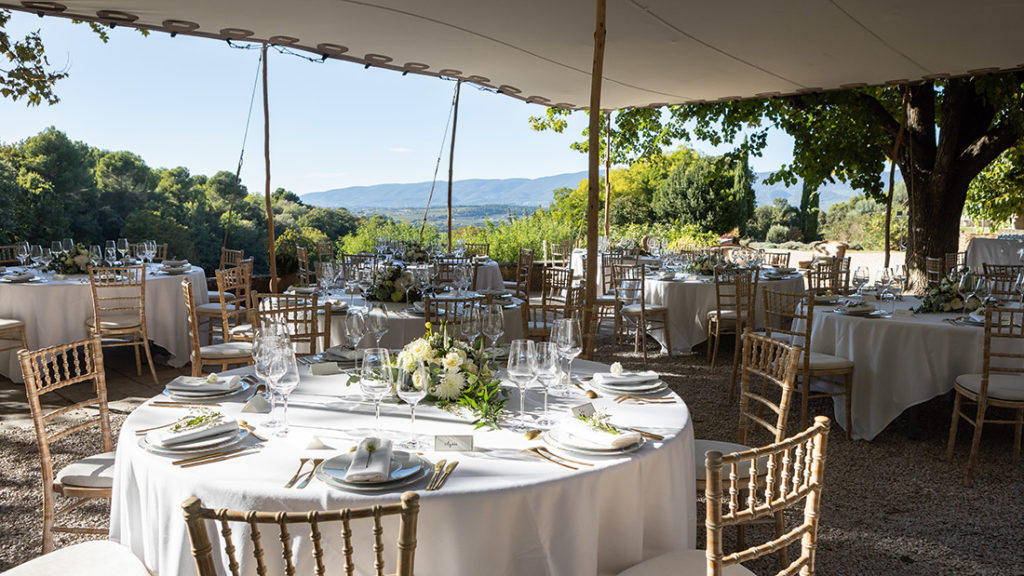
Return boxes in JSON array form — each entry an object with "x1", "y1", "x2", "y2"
[
  {"x1": 139, "y1": 427, "x2": 249, "y2": 456},
  {"x1": 832, "y1": 307, "x2": 876, "y2": 316},
  {"x1": 590, "y1": 379, "x2": 668, "y2": 395},
  {"x1": 162, "y1": 381, "x2": 252, "y2": 401},
  {"x1": 813, "y1": 296, "x2": 841, "y2": 305},
  {"x1": 0, "y1": 276, "x2": 43, "y2": 283},
  {"x1": 543, "y1": 427, "x2": 646, "y2": 456},
  {"x1": 315, "y1": 451, "x2": 432, "y2": 492}
]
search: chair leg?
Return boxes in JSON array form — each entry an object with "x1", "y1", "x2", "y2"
[
  {"x1": 134, "y1": 340, "x2": 143, "y2": 376},
  {"x1": 706, "y1": 321, "x2": 714, "y2": 361},
  {"x1": 41, "y1": 487, "x2": 55, "y2": 554},
  {"x1": 728, "y1": 333, "x2": 741, "y2": 403},
  {"x1": 947, "y1": 390, "x2": 962, "y2": 460},
  {"x1": 710, "y1": 323, "x2": 721, "y2": 368},
  {"x1": 143, "y1": 338, "x2": 159, "y2": 385},
  {"x1": 844, "y1": 371, "x2": 853, "y2": 440},
  {"x1": 800, "y1": 377, "x2": 810, "y2": 432},
  {"x1": 966, "y1": 399, "x2": 987, "y2": 486}
]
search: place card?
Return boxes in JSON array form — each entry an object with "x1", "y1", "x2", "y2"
[
  {"x1": 434, "y1": 435, "x2": 474, "y2": 452},
  {"x1": 570, "y1": 402, "x2": 596, "y2": 419},
  {"x1": 309, "y1": 362, "x2": 341, "y2": 375}
]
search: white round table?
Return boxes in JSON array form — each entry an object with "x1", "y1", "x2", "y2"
[
  {"x1": 808, "y1": 296, "x2": 986, "y2": 440},
  {"x1": 110, "y1": 360, "x2": 696, "y2": 576},
  {"x1": 474, "y1": 259, "x2": 504, "y2": 291},
  {"x1": 965, "y1": 236, "x2": 1024, "y2": 270},
  {"x1": 328, "y1": 294, "x2": 524, "y2": 350},
  {"x1": 644, "y1": 272, "x2": 806, "y2": 353},
  {"x1": 0, "y1": 265, "x2": 208, "y2": 382}
]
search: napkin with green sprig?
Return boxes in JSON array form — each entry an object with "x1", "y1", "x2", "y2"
[
  {"x1": 148, "y1": 408, "x2": 238, "y2": 447},
  {"x1": 561, "y1": 411, "x2": 641, "y2": 450}
]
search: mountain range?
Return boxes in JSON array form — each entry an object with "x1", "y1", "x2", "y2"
[{"x1": 301, "y1": 170, "x2": 898, "y2": 212}]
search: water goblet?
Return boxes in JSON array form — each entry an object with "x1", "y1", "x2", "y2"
[
  {"x1": 268, "y1": 345, "x2": 300, "y2": 437},
  {"x1": 50, "y1": 241, "x2": 63, "y2": 258},
  {"x1": 396, "y1": 360, "x2": 428, "y2": 448},
  {"x1": 255, "y1": 334, "x2": 287, "y2": 429},
  {"x1": 15, "y1": 242, "x2": 29, "y2": 268},
  {"x1": 367, "y1": 303, "x2": 390, "y2": 348},
  {"x1": 534, "y1": 342, "x2": 560, "y2": 428},
  {"x1": 481, "y1": 303, "x2": 505, "y2": 352},
  {"x1": 360, "y1": 348, "x2": 393, "y2": 434},
  {"x1": 344, "y1": 309, "x2": 367, "y2": 350},
  {"x1": 38, "y1": 248, "x2": 52, "y2": 273},
  {"x1": 506, "y1": 339, "x2": 537, "y2": 432},
  {"x1": 88, "y1": 245, "x2": 102, "y2": 268},
  {"x1": 958, "y1": 272, "x2": 978, "y2": 314}
]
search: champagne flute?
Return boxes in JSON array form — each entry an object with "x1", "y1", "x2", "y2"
[
  {"x1": 554, "y1": 318, "x2": 583, "y2": 393},
  {"x1": 269, "y1": 345, "x2": 300, "y2": 437},
  {"x1": 117, "y1": 238, "x2": 129, "y2": 264},
  {"x1": 360, "y1": 348, "x2": 393, "y2": 434},
  {"x1": 344, "y1": 309, "x2": 367, "y2": 349},
  {"x1": 506, "y1": 339, "x2": 537, "y2": 432},
  {"x1": 396, "y1": 360, "x2": 428, "y2": 448},
  {"x1": 534, "y1": 342, "x2": 560, "y2": 428},
  {"x1": 481, "y1": 303, "x2": 505, "y2": 352},
  {"x1": 367, "y1": 303, "x2": 390, "y2": 348}
]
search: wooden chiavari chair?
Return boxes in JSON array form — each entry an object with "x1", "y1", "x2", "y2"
[
  {"x1": 86, "y1": 265, "x2": 158, "y2": 385},
  {"x1": 316, "y1": 240, "x2": 335, "y2": 264},
  {"x1": 763, "y1": 288, "x2": 854, "y2": 438},
  {"x1": 18, "y1": 337, "x2": 114, "y2": 554},
  {"x1": 502, "y1": 248, "x2": 535, "y2": 300},
  {"x1": 706, "y1": 267, "x2": 752, "y2": 374},
  {"x1": 219, "y1": 247, "x2": 244, "y2": 270},
  {"x1": 182, "y1": 279, "x2": 253, "y2": 376},
  {"x1": 463, "y1": 242, "x2": 490, "y2": 258},
  {"x1": 251, "y1": 292, "x2": 331, "y2": 356},
  {"x1": 196, "y1": 263, "x2": 252, "y2": 345},
  {"x1": 925, "y1": 256, "x2": 945, "y2": 284},
  {"x1": 982, "y1": 263, "x2": 1024, "y2": 302},
  {"x1": 806, "y1": 257, "x2": 843, "y2": 296},
  {"x1": 612, "y1": 262, "x2": 671, "y2": 366},
  {"x1": 341, "y1": 253, "x2": 378, "y2": 283},
  {"x1": 945, "y1": 251, "x2": 967, "y2": 275},
  {"x1": 296, "y1": 245, "x2": 313, "y2": 285},
  {"x1": 423, "y1": 294, "x2": 485, "y2": 330},
  {"x1": 433, "y1": 255, "x2": 475, "y2": 290},
  {"x1": 763, "y1": 251, "x2": 791, "y2": 267},
  {"x1": 0, "y1": 317, "x2": 28, "y2": 357},
  {"x1": 617, "y1": 417, "x2": 832, "y2": 576},
  {"x1": 947, "y1": 306, "x2": 1024, "y2": 486},
  {"x1": 0, "y1": 244, "x2": 18, "y2": 264},
  {"x1": 547, "y1": 238, "x2": 575, "y2": 268},
  {"x1": 182, "y1": 492, "x2": 420, "y2": 576},
  {"x1": 522, "y1": 269, "x2": 579, "y2": 340}
]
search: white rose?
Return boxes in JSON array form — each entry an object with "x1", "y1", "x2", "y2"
[
  {"x1": 412, "y1": 370, "x2": 429, "y2": 391},
  {"x1": 397, "y1": 351, "x2": 417, "y2": 372},
  {"x1": 463, "y1": 361, "x2": 478, "y2": 375},
  {"x1": 442, "y1": 351, "x2": 463, "y2": 370},
  {"x1": 407, "y1": 338, "x2": 431, "y2": 360},
  {"x1": 610, "y1": 362, "x2": 623, "y2": 376}
]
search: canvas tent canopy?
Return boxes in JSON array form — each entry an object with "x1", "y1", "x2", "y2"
[{"x1": 5, "y1": 0, "x2": 1024, "y2": 110}]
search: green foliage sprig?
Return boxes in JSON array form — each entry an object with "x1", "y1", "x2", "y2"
[{"x1": 364, "y1": 265, "x2": 422, "y2": 303}]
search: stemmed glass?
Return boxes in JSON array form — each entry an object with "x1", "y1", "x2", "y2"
[
  {"x1": 481, "y1": 304, "x2": 504, "y2": 352},
  {"x1": 552, "y1": 318, "x2": 583, "y2": 395},
  {"x1": 459, "y1": 304, "x2": 481, "y2": 346},
  {"x1": 15, "y1": 243, "x2": 29, "y2": 268},
  {"x1": 38, "y1": 248, "x2": 52, "y2": 275},
  {"x1": 254, "y1": 329, "x2": 287, "y2": 429},
  {"x1": 506, "y1": 339, "x2": 537, "y2": 432},
  {"x1": 534, "y1": 342, "x2": 560, "y2": 428},
  {"x1": 958, "y1": 272, "x2": 978, "y2": 314},
  {"x1": 367, "y1": 303, "x2": 390, "y2": 348},
  {"x1": 344, "y1": 309, "x2": 367, "y2": 349},
  {"x1": 318, "y1": 261, "x2": 336, "y2": 296},
  {"x1": 1014, "y1": 272, "x2": 1024, "y2": 304},
  {"x1": 117, "y1": 238, "x2": 130, "y2": 264},
  {"x1": 62, "y1": 238, "x2": 74, "y2": 255},
  {"x1": 88, "y1": 245, "x2": 102, "y2": 268},
  {"x1": 50, "y1": 241, "x2": 63, "y2": 259},
  {"x1": 852, "y1": 266, "x2": 870, "y2": 297},
  {"x1": 396, "y1": 360, "x2": 428, "y2": 448},
  {"x1": 360, "y1": 348, "x2": 393, "y2": 434},
  {"x1": 105, "y1": 240, "x2": 117, "y2": 265},
  {"x1": 893, "y1": 265, "x2": 907, "y2": 293},
  {"x1": 29, "y1": 245, "x2": 42, "y2": 268},
  {"x1": 269, "y1": 344, "x2": 300, "y2": 437}
]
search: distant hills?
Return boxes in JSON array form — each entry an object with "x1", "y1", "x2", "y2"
[{"x1": 301, "y1": 169, "x2": 897, "y2": 212}]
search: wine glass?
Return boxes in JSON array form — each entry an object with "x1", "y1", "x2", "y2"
[
  {"x1": 367, "y1": 303, "x2": 390, "y2": 348},
  {"x1": 268, "y1": 344, "x2": 300, "y2": 437},
  {"x1": 553, "y1": 317, "x2": 583, "y2": 394},
  {"x1": 481, "y1": 303, "x2": 505, "y2": 352},
  {"x1": 61, "y1": 237, "x2": 74, "y2": 255},
  {"x1": 38, "y1": 247, "x2": 52, "y2": 274},
  {"x1": 344, "y1": 309, "x2": 367, "y2": 349},
  {"x1": 28, "y1": 244, "x2": 42, "y2": 268},
  {"x1": 117, "y1": 238, "x2": 129, "y2": 264},
  {"x1": 15, "y1": 242, "x2": 29, "y2": 268},
  {"x1": 255, "y1": 332, "x2": 287, "y2": 429},
  {"x1": 957, "y1": 272, "x2": 978, "y2": 314},
  {"x1": 893, "y1": 265, "x2": 907, "y2": 292},
  {"x1": 459, "y1": 304, "x2": 481, "y2": 346},
  {"x1": 1014, "y1": 272, "x2": 1024, "y2": 303},
  {"x1": 318, "y1": 261, "x2": 336, "y2": 296},
  {"x1": 396, "y1": 360, "x2": 428, "y2": 448},
  {"x1": 88, "y1": 245, "x2": 102, "y2": 268},
  {"x1": 50, "y1": 241, "x2": 63, "y2": 258},
  {"x1": 852, "y1": 266, "x2": 870, "y2": 296},
  {"x1": 534, "y1": 342, "x2": 560, "y2": 428},
  {"x1": 360, "y1": 348, "x2": 393, "y2": 434},
  {"x1": 506, "y1": 339, "x2": 537, "y2": 432}
]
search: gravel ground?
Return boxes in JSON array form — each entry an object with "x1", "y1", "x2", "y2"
[{"x1": 1, "y1": 334, "x2": 1021, "y2": 575}]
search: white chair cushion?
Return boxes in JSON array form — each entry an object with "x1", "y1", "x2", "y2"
[
  {"x1": 0, "y1": 318, "x2": 25, "y2": 330},
  {"x1": 200, "y1": 341, "x2": 254, "y2": 359},
  {"x1": 693, "y1": 439, "x2": 768, "y2": 481},
  {"x1": 616, "y1": 549, "x2": 754, "y2": 576},
  {"x1": 622, "y1": 304, "x2": 667, "y2": 315},
  {"x1": 229, "y1": 323, "x2": 254, "y2": 336},
  {"x1": 196, "y1": 303, "x2": 242, "y2": 314},
  {"x1": 596, "y1": 294, "x2": 618, "y2": 305},
  {"x1": 707, "y1": 309, "x2": 739, "y2": 320},
  {"x1": 85, "y1": 314, "x2": 140, "y2": 330},
  {"x1": 217, "y1": 291, "x2": 236, "y2": 300},
  {"x1": 0, "y1": 540, "x2": 150, "y2": 576},
  {"x1": 802, "y1": 351, "x2": 854, "y2": 371},
  {"x1": 956, "y1": 373, "x2": 1024, "y2": 401},
  {"x1": 502, "y1": 280, "x2": 518, "y2": 290},
  {"x1": 55, "y1": 451, "x2": 115, "y2": 489}
]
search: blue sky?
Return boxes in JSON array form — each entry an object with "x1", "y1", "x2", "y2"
[{"x1": 1, "y1": 11, "x2": 794, "y2": 196}]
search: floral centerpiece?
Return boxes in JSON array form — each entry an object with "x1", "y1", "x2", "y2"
[
  {"x1": 402, "y1": 242, "x2": 430, "y2": 264},
  {"x1": 686, "y1": 253, "x2": 723, "y2": 276},
  {"x1": 47, "y1": 243, "x2": 92, "y2": 275},
  {"x1": 915, "y1": 272, "x2": 982, "y2": 313},
  {"x1": 364, "y1": 265, "x2": 423, "y2": 303},
  {"x1": 395, "y1": 323, "x2": 506, "y2": 428}
]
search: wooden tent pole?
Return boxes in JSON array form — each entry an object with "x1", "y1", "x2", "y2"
[
  {"x1": 603, "y1": 110, "x2": 611, "y2": 237},
  {"x1": 583, "y1": 0, "x2": 606, "y2": 360},
  {"x1": 262, "y1": 44, "x2": 278, "y2": 292},
  {"x1": 884, "y1": 87, "x2": 909, "y2": 269},
  {"x1": 448, "y1": 80, "x2": 462, "y2": 251}
]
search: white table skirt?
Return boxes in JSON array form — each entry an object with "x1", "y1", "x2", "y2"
[
  {"x1": 328, "y1": 295, "x2": 524, "y2": 350},
  {"x1": 570, "y1": 249, "x2": 661, "y2": 279},
  {"x1": 110, "y1": 360, "x2": 696, "y2": 576},
  {"x1": 644, "y1": 274, "x2": 806, "y2": 353},
  {"x1": 808, "y1": 297, "x2": 984, "y2": 440},
  {"x1": 0, "y1": 265, "x2": 208, "y2": 382},
  {"x1": 965, "y1": 236, "x2": 1024, "y2": 271},
  {"x1": 475, "y1": 260, "x2": 504, "y2": 291}
]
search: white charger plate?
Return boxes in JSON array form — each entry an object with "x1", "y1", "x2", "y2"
[
  {"x1": 590, "y1": 379, "x2": 668, "y2": 395},
  {"x1": 162, "y1": 381, "x2": 252, "y2": 401},
  {"x1": 315, "y1": 451, "x2": 431, "y2": 492},
  {"x1": 543, "y1": 426, "x2": 646, "y2": 456},
  {"x1": 140, "y1": 427, "x2": 249, "y2": 456}
]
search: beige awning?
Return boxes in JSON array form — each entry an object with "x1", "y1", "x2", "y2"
[{"x1": 5, "y1": 0, "x2": 1024, "y2": 110}]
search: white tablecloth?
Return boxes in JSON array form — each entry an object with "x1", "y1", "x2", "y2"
[
  {"x1": 110, "y1": 360, "x2": 696, "y2": 576},
  {"x1": 809, "y1": 297, "x2": 984, "y2": 440},
  {"x1": 569, "y1": 249, "x2": 661, "y2": 279},
  {"x1": 474, "y1": 259, "x2": 504, "y2": 291},
  {"x1": 965, "y1": 236, "x2": 1024, "y2": 270},
  {"x1": 644, "y1": 273, "x2": 806, "y2": 353},
  {"x1": 329, "y1": 295, "x2": 524, "y2": 350},
  {"x1": 0, "y1": 265, "x2": 208, "y2": 382}
]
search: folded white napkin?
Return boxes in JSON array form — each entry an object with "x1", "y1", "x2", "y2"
[
  {"x1": 412, "y1": 301, "x2": 425, "y2": 313},
  {"x1": 560, "y1": 418, "x2": 641, "y2": 450},
  {"x1": 2, "y1": 271, "x2": 35, "y2": 283},
  {"x1": 837, "y1": 301, "x2": 875, "y2": 313},
  {"x1": 305, "y1": 435, "x2": 333, "y2": 450},
  {"x1": 165, "y1": 375, "x2": 241, "y2": 394},
  {"x1": 160, "y1": 266, "x2": 189, "y2": 275},
  {"x1": 162, "y1": 259, "x2": 188, "y2": 267},
  {"x1": 290, "y1": 285, "x2": 317, "y2": 294},
  {"x1": 591, "y1": 370, "x2": 659, "y2": 387},
  {"x1": 148, "y1": 416, "x2": 238, "y2": 447},
  {"x1": 323, "y1": 345, "x2": 362, "y2": 362},
  {"x1": 241, "y1": 393, "x2": 271, "y2": 413},
  {"x1": 345, "y1": 437, "x2": 393, "y2": 483}
]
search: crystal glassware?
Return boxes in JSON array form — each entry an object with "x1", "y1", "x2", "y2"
[
  {"x1": 506, "y1": 339, "x2": 536, "y2": 432},
  {"x1": 268, "y1": 345, "x2": 300, "y2": 437},
  {"x1": 88, "y1": 245, "x2": 102, "y2": 268},
  {"x1": 553, "y1": 317, "x2": 582, "y2": 394},
  {"x1": 396, "y1": 360, "x2": 428, "y2": 448},
  {"x1": 481, "y1": 303, "x2": 505, "y2": 352},
  {"x1": 117, "y1": 238, "x2": 129, "y2": 264},
  {"x1": 344, "y1": 309, "x2": 367, "y2": 349},
  {"x1": 852, "y1": 266, "x2": 870, "y2": 297},
  {"x1": 534, "y1": 341, "x2": 560, "y2": 428},
  {"x1": 360, "y1": 348, "x2": 393, "y2": 434},
  {"x1": 367, "y1": 303, "x2": 390, "y2": 348},
  {"x1": 255, "y1": 332, "x2": 287, "y2": 429}
]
